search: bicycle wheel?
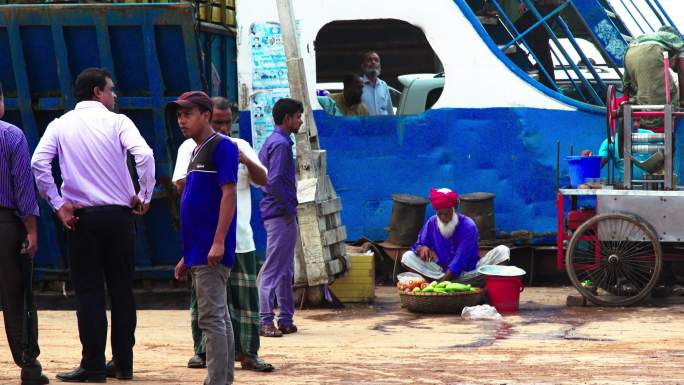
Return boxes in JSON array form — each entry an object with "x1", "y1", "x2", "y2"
[{"x1": 565, "y1": 213, "x2": 662, "y2": 306}]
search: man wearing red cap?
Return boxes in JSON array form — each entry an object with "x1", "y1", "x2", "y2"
[
  {"x1": 170, "y1": 91, "x2": 239, "y2": 385},
  {"x1": 401, "y1": 188, "x2": 509, "y2": 283}
]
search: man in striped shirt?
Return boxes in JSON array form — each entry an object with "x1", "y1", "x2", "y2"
[{"x1": 0, "y1": 82, "x2": 49, "y2": 385}]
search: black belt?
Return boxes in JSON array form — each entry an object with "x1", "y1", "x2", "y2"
[{"x1": 74, "y1": 205, "x2": 129, "y2": 215}]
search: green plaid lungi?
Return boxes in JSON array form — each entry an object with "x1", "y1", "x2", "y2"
[{"x1": 190, "y1": 251, "x2": 260, "y2": 358}]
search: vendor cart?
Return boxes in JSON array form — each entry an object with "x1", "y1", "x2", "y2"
[{"x1": 557, "y1": 54, "x2": 684, "y2": 306}]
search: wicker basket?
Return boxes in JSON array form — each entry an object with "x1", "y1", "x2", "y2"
[{"x1": 399, "y1": 288, "x2": 485, "y2": 314}]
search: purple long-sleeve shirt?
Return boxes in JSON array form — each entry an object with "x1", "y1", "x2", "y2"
[
  {"x1": 0, "y1": 120, "x2": 39, "y2": 219},
  {"x1": 258, "y1": 127, "x2": 297, "y2": 220},
  {"x1": 411, "y1": 214, "x2": 479, "y2": 277}
]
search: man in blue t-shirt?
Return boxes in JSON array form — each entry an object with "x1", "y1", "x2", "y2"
[{"x1": 171, "y1": 91, "x2": 239, "y2": 385}]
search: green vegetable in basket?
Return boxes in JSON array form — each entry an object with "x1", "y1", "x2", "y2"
[
  {"x1": 446, "y1": 283, "x2": 469, "y2": 292},
  {"x1": 446, "y1": 283, "x2": 465, "y2": 291},
  {"x1": 429, "y1": 281, "x2": 438, "y2": 287},
  {"x1": 436, "y1": 282, "x2": 449, "y2": 289},
  {"x1": 422, "y1": 287, "x2": 434, "y2": 293},
  {"x1": 412, "y1": 287, "x2": 421, "y2": 293},
  {"x1": 433, "y1": 287, "x2": 447, "y2": 293}
]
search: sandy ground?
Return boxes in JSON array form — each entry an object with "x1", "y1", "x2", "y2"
[{"x1": 2, "y1": 286, "x2": 684, "y2": 385}]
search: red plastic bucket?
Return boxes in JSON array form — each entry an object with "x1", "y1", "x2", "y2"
[{"x1": 485, "y1": 275, "x2": 525, "y2": 313}]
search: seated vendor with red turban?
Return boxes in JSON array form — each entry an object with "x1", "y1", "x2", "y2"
[{"x1": 401, "y1": 188, "x2": 510, "y2": 284}]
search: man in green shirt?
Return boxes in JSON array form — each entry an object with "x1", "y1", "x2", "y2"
[
  {"x1": 624, "y1": 26, "x2": 684, "y2": 128},
  {"x1": 330, "y1": 74, "x2": 369, "y2": 116}
]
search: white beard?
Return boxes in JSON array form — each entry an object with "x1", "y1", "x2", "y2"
[{"x1": 437, "y1": 213, "x2": 459, "y2": 239}]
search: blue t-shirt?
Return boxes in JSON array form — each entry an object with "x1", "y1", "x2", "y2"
[{"x1": 180, "y1": 133, "x2": 239, "y2": 268}]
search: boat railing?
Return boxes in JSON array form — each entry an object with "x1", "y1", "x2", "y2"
[{"x1": 470, "y1": 0, "x2": 682, "y2": 106}]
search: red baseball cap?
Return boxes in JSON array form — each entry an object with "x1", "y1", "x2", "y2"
[{"x1": 168, "y1": 91, "x2": 213, "y2": 112}]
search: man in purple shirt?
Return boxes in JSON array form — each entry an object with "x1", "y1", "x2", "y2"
[
  {"x1": 0, "y1": 82, "x2": 49, "y2": 385},
  {"x1": 258, "y1": 98, "x2": 302, "y2": 337},
  {"x1": 401, "y1": 188, "x2": 509, "y2": 284}
]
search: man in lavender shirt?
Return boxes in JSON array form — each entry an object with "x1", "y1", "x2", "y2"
[
  {"x1": 31, "y1": 68, "x2": 155, "y2": 382},
  {"x1": 0, "y1": 82, "x2": 49, "y2": 385},
  {"x1": 258, "y1": 98, "x2": 302, "y2": 337}
]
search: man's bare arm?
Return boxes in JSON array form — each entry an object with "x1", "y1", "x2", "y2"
[
  {"x1": 207, "y1": 183, "x2": 237, "y2": 266},
  {"x1": 21, "y1": 215, "x2": 38, "y2": 258},
  {"x1": 239, "y1": 151, "x2": 268, "y2": 186}
]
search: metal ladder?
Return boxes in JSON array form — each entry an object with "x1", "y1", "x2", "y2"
[{"x1": 470, "y1": 0, "x2": 681, "y2": 105}]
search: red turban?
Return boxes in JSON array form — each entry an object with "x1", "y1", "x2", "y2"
[{"x1": 429, "y1": 188, "x2": 459, "y2": 210}]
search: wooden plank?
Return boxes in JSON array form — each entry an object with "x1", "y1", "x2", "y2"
[
  {"x1": 317, "y1": 198, "x2": 342, "y2": 216},
  {"x1": 296, "y1": 203, "x2": 329, "y2": 286},
  {"x1": 312, "y1": 150, "x2": 327, "y2": 178},
  {"x1": 326, "y1": 258, "x2": 346, "y2": 276},
  {"x1": 296, "y1": 178, "x2": 318, "y2": 204},
  {"x1": 324, "y1": 175, "x2": 337, "y2": 197},
  {"x1": 319, "y1": 212, "x2": 341, "y2": 232},
  {"x1": 293, "y1": 229, "x2": 309, "y2": 287},
  {"x1": 322, "y1": 226, "x2": 346, "y2": 247}
]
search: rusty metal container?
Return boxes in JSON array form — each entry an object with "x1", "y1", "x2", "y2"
[
  {"x1": 460, "y1": 192, "x2": 496, "y2": 241},
  {"x1": 385, "y1": 194, "x2": 428, "y2": 246}
]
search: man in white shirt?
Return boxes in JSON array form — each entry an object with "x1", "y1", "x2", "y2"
[
  {"x1": 360, "y1": 51, "x2": 394, "y2": 116},
  {"x1": 173, "y1": 97, "x2": 273, "y2": 372},
  {"x1": 31, "y1": 68, "x2": 155, "y2": 382}
]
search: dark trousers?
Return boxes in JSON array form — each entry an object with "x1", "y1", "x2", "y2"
[
  {"x1": 68, "y1": 206, "x2": 136, "y2": 372},
  {"x1": 515, "y1": 5, "x2": 557, "y2": 89},
  {"x1": 0, "y1": 209, "x2": 42, "y2": 376}
]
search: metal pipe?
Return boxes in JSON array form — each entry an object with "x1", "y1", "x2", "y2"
[
  {"x1": 488, "y1": 0, "x2": 561, "y2": 92},
  {"x1": 629, "y1": 104, "x2": 666, "y2": 110},
  {"x1": 521, "y1": 0, "x2": 603, "y2": 104},
  {"x1": 624, "y1": 104, "x2": 633, "y2": 188},
  {"x1": 633, "y1": 111, "x2": 684, "y2": 117},
  {"x1": 619, "y1": 0, "x2": 645, "y2": 34},
  {"x1": 652, "y1": 0, "x2": 682, "y2": 35},
  {"x1": 632, "y1": 133, "x2": 665, "y2": 142},
  {"x1": 664, "y1": 104, "x2": 673, "y2": 190},
  {"x1": 556, "y1": 140, "x2": 560, "y2": 191},
  {"x1": 502, "y1": 2, "x2": 570, "y2": 51},
  {"x1": 631, "y1": 144, "x2": 665, "y2": 153},
  {"x1": 554, "y1": 15, "x2": 607, "y2": 93},
  {"x1": 664, "y1": 52, "x2": 671, "y2": 106},
  {"x1": 644, "y1": 0, "x2": 666, "y2": 27},
  {"x1": 628, "y1": 0, "x2": 655, "y2": 32},
  {"x1": 549, "y1": 45, "x2": 587, "y2": 100}
]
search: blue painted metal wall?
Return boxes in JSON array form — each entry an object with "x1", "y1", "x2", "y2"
[
  {"x1": 0, "y1": 3, "x2": 237, "y2": 275},
  {"x1": 241, "y1": 107, "x2": 606, "y2": 247}
]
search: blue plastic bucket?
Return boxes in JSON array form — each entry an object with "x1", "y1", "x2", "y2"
[{"x1": 566, "y1": 156, "x2": 601, "y2": 187}]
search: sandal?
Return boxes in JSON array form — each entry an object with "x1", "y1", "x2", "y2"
[
  {"x1": 260, "y1": 324, "x2": 283, "y2": 337},
  {"x1": 241, "y1": 356, "x2": 274, "y2": 372},
  {"x1": 278, "y1": 323, "x2": 298, "y2": 334}
]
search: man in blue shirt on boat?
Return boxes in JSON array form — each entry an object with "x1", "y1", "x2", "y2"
[
  {"x1": 401, "y1": 188, "x2": 509, "y2": 285},
  {"x1": 360, "y1": 51, "x2": 394, "y2": 116}
]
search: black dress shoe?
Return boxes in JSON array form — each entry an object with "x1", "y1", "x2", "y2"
[
  {"x1": 187, "y1": 354, "x2": 206, "y2": 369},
  {"x1": 55, "y1": 367, "x2": 105, "y2": 383},
  {"x1": 21, "y1": 373, "x2": 50, "y2": 385},
  {"x1": 105, "y1": 360, "x2": 132, "y2": 380}
]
